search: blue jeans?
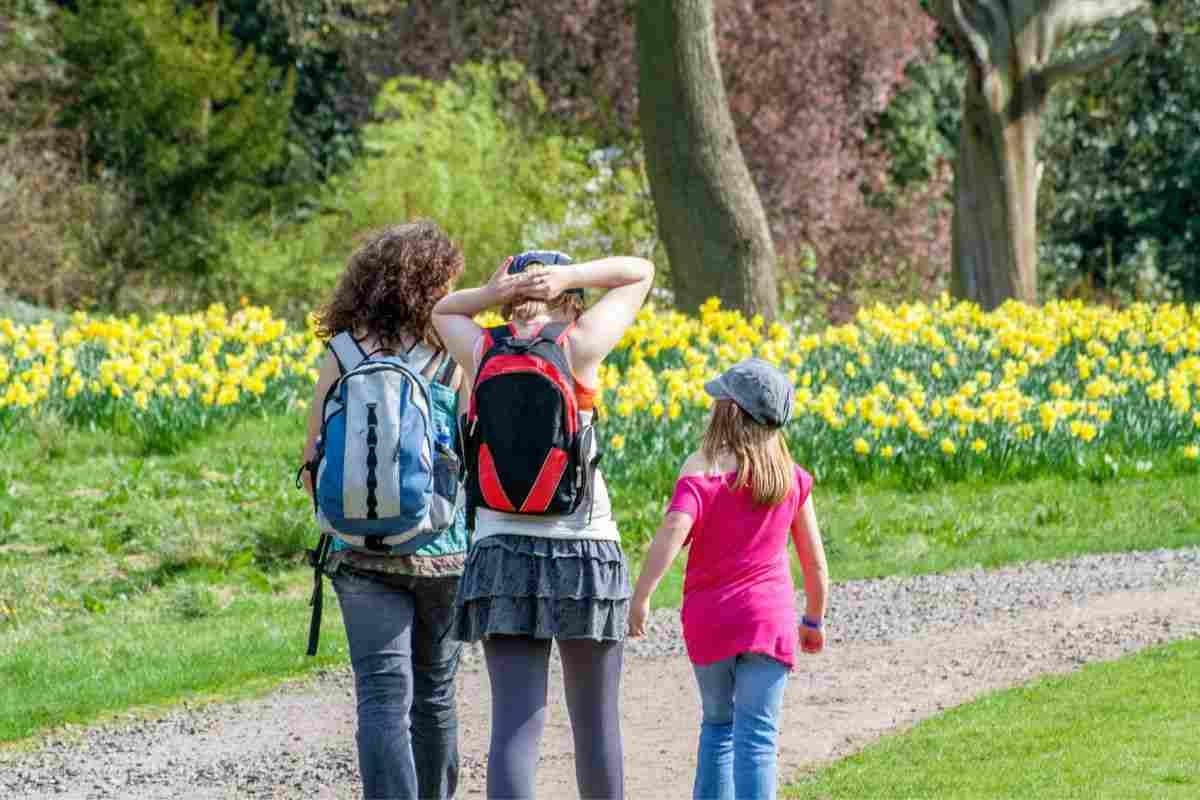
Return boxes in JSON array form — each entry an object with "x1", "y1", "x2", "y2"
[
  {"x1": 692, "y1": 652, "x2": 790, "y2": 800},
  {"x1": 333, "y1": 568, "x2": 463, "y2": 800}
]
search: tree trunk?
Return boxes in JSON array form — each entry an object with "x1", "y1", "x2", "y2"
[
  {"x1": 951, "y1": 70, "x2": 1042, "y2": 307},
  {"x1": 935, "y1": 0, "x2": 1151, "y2": 309},
  {"x1": 636, "y1": 0, "x2": 779, "y2": 319}
]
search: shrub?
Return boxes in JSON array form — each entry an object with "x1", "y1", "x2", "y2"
[
  {"x1": 220, "y1": 61, "x2": 661, "y2": 316},
  {"x1": 57, "y1": 0, "x2": 295, "y2": 302},
  {"x1": 0, "y1": 1, "x2": 101, "y2": 308}
]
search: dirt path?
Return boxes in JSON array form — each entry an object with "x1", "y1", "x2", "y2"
[{"x1": 7, "y1": 582, "x2": 1199, "y2": 799}]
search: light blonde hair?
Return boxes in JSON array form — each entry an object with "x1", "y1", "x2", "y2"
[
  {"x1": 701, "y1": 399, "x2": 795, "y2": 506},
  {"x1": 503, "y1": 265, "x2": 586, "y2": 321}
]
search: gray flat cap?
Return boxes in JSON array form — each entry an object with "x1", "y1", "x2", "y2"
[{"x1": 704, "y1": 358, "x2": 794, "y2": 428}]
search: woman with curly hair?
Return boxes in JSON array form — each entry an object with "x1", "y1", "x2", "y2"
[{"x1": 300, "y1": 220, "x2": 468, "y2": 800}]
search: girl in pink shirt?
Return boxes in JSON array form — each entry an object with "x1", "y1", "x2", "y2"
[{"x1": 629, "y1": 358, "x2": 829, "y2": 800}]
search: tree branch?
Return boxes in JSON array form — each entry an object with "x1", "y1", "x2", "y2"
[
  {"x1": 937, "y1": 0, "x2": 993, "y2": 69},
  {"x1": 1040, "y1": 24, "x2": 1150, "y2": 91},
  {"x1": 1045, "y1": 0, "x2": 1148, "y2": 45}
]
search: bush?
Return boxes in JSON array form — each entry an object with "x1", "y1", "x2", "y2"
[
  {"x1": 220, "y1": 61, "x2": 661, "y2": 317},
  {"x1": 0, "y1": 1, "x2": 102, "y2": 308},
  {"x1": 57, "y1": 0, "x2": 295, "y2": 303}
]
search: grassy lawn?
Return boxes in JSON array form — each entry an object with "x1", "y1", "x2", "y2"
[
  {"x1": 0, "y1": 412, "x2": 1197, "y2": 743},
  {"x1": 0, "y1": 587, "x2": 347, "y2": 743},
  {"x1": 788, "y1": 638, "x2": 1200, "y2": 799}
]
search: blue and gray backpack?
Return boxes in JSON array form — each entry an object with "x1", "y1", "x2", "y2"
[{"x1": 301, "y1": 332, "x2": 464, "y2": 654}]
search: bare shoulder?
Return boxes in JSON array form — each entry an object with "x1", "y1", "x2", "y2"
[{"x1": 677, "y1": 451, "x2": 710, "y2": 479}]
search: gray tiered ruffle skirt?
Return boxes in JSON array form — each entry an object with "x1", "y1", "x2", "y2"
[{"x1": 452, "y1": 535, "x2": 631, "y2": 642}]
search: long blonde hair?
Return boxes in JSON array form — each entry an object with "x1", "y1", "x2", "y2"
[{"x1": 701, "y1": 399, "x2": 795, "y2": 506}]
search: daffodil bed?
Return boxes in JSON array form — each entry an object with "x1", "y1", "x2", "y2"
[{"x1": 1, "y1": 297, "x2": 1199, "y2": 483}]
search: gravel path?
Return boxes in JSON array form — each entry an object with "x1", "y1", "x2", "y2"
[{"x1": 4, "y1": 547, "x2": 1199, "y2": 799}]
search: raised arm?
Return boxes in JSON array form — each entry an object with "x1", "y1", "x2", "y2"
[
  {"x1": 432, "y1": 258, "x2": 528, "y2": 381},
  {"x1": 517, "y1": 256, "x2": 655, "y2": 375},
  {"x1": 790, "y1": 494, "x2": 829, "y2": 653}
]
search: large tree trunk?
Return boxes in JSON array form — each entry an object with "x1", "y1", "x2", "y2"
[
  {"x1": 936, "y1": 0, "x2": 1151, "y2": 309},
  {"x1": 636, "y1": 0, "x2": 779, "y2": 319},
  {"x1": 951, "y1": 62, "x2": 1042, "y2": 307}
]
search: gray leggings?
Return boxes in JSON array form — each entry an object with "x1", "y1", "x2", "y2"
[{"x1": 483, "y1": 636, "x2": 624, "y2": 800}]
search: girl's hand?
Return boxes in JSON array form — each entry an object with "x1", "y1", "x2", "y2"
[
  {"x1": 627, "y1": 598, "x2": 652, "y2": 638},
  {"x1": 518, "y1": 266, "x2": 572, "y2": 302},
  {"x1": 800, "y1": 625, "x2": 825, "y2": 654},
  {"x1": 485, "y1": 257, "x2": 527, "y2": 306}
]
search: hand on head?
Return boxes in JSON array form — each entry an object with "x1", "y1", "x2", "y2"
[
  {"x1": 487, "y1": 257, "x2": 569, "y2": 305},
  {"x1": 485, "y1": 257, "x2": 531, "y2": 305},
  {"x1": 514, "y1": 265, "x2": 570, "y2": 302}
]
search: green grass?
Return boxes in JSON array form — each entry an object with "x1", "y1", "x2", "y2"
[
  {"x1": 0, "y1": 409, "x2": 350, "y2": 743},
  {"x1": 789, "y1": 638, "x2": 1200, "y2": 799},
  {"x1": 0, "y1": 411, "x2": 1197, "y2": 743},
  {"x1": 0, "y1": 588, "x2": 347, "y2": 743}
]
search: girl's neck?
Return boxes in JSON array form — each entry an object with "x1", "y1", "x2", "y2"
[{"x1": 513, "y1": 313, "x2": 566, "y2": 329}]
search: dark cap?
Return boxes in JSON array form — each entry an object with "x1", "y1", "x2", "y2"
[
  {"x1": 704, "y1": 358, "x2": 794, "y2": 428},
  {"x1": 507, "y1": 250, "x2": 583, "y2": 297}
]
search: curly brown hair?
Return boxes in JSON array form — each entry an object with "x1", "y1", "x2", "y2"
[{"x1": 315, "y1": 221, "x2": 464, "y2": 350}]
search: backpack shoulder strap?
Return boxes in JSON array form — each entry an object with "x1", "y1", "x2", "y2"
[
  {"x1": 404, "y1": 340, "x2": 442, "y2": 378},
  {"x1": 476, "y1": 324, "x2": 514, "y2": 363},
  {"x1": 538, "y1": 321, "x2": 575, "y2": 346},
  {"x1": 487, "y1": 324, "x2": 515, "y2": 346},
  {"x1": 434, "y1": 354, "x2": 460, "y2": 387},
  {"x1": 328, "y1": 332, "x2": 368, "y2": 374}
]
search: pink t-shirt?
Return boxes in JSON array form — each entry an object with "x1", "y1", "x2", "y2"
[{"x1": 667, "y1": 464, "x2": 813, "y2": 669}]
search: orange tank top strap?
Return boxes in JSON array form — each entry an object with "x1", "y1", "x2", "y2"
[{"x1": 574, "y1": 381, "x2": 599, "y2": 413}]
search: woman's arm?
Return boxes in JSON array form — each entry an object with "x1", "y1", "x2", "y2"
[
  {"x1": 301, "y1": 352, "x2": 340, "y2": 498},
  {"x1": 432, "y1": 258, "x2": 529, "y2": 380},
  {"x1": 518, "y1": 256, "x2": 655, "y2": 374},
  {"x1": 628, "y1": 510, "x2": 693, "y2": 637},
  {"x1": 790, "y1": 495, "x2": 830, "y2": 653}
]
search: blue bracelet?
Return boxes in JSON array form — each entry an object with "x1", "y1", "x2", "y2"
[{"x1": 801, "y1": 616, "x2": 823, "y2": 631}]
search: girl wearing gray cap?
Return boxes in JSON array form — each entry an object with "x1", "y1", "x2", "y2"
[{"x1": 629, "y1": 358, "x2": 830, "y2": 800}]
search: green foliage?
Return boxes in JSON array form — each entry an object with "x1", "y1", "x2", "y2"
[
  {"x1": 220, "y1": 0, "x2": 361, "y2": 183},
  {"x1": 221, "y1": 61, "x2": 660, "y2": 317},
  {"x1": 872, "y1": 52, "x2": 963, "y2": 190},
  {"x1": 1039, "y1": 0, "x2": 1200, "y2": 302},
  {"x1": 58, "y1": 0, "x2": 295, "y2": 295},
  {"x1": 0, "y1": 1, "x2": 103, "y2": 309},
  {"x1": 169, "y1": 581, "x2": 218, "y2": 619}
]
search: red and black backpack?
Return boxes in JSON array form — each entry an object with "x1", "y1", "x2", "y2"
[{"x1": 464, "y1": 321, "x2": 597, "y2": 523}]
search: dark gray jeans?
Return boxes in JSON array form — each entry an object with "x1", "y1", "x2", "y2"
[{"x1": 333, "y1": 567, "x2": 463, "y2": 800}]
